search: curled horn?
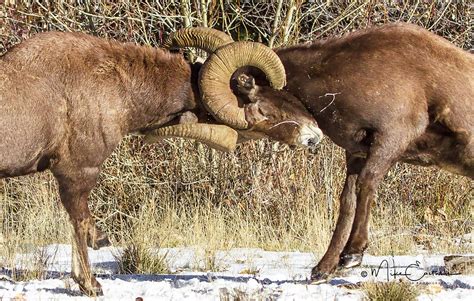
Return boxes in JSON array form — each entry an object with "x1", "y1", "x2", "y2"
[
  {"x1": 162, "y1": 28, "x2": 286, "y2": 133},
  {"x1": 199, "y1": 41, "x2": 286, "y2": 129},
  {"x1": 144, "y1": 123, "x2": 238, "y2": 152},
  {"x1": 151, "y1": 28, "x2": 238, "y2": 151},
  {"x1": 164, "y1": 27, "x2": 233, "y2": 54}
]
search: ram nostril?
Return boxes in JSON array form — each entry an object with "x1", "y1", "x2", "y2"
[
  {"x1": 308, "y1": 133, "x2": 322, "y2": 146},
  {"x1": 298, "y1": 126, "x2": 323, "y2": 148}
]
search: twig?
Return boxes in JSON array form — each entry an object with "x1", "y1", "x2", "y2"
[
  {"x1": 200, "y1": 0, "x2": 208, "y2": 27},
  {"x1": 429, "y1": 0, "x2": 452, "y2": 30},
  {"x1": 268, "y1": 0, "x2": 283, "y2": 48},
  {"x1": 282, "y1": 0, "x2": 296, "y2": 45},
  {"x1": 319, "y1": 93, "x2": 341, "y2": 113}
]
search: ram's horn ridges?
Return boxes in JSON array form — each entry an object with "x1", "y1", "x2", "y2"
[
  {"x1": 199, "y1": 41, "x2": 286, "y2": 129},
  {"x1": 164, "y1": 27, "x2": 234, "y2": 54},
  {"x1": 144, "y1": 123, "x2": 238, "y2": 152}
]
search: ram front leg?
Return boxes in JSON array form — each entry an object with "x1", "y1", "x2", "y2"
[
  {"x1": 310, "y1": 154, "x2": 361, "y2": 283},
  {"x1": 54, "y1": 167, "x2": 103, "y2": 296}
]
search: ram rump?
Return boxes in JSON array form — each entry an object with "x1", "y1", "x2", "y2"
[
  {"x1": 190, "y1": 23, "x2": 473, "y2": 282},
  {"x1": 0, "y1": 29, "x2": 322, "y2": 296}
]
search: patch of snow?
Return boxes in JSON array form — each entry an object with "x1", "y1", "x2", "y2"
[{"x1": 0, "y1": 244, "x2": 472, "y2": 300}]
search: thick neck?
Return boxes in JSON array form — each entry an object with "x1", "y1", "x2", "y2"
[
  {"x1": 109, "y1": 44, "x2": 199, "y2": 133},
  {"x1": 275, "y1": 46, "x2": 323, "y2": 87}
]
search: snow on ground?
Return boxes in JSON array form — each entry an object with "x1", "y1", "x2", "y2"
[{"x1": 0, "y1": 244, "x2": 473, "y2": 300}]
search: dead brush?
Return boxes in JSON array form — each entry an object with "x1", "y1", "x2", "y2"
[
  {"x1": 195, "y1": 248, "x2": 228, "y2": 273},
  {"x1": 1, "y1": 241, "x2": 56, "y2": 282},
  {"x1": 362, "y1": 280, "x2": 419, "y2": 301},
  {"x1": 116, "y1": 244, "x2": 169, "y2": 275},
  {"x1": 114, "y1": 198, "x2": 170, "y2": 275},
  {"x1": 0, "y1": 1, "x2": 472, "y2": 288},
  {"x1": 12, "y1": 247, "x2": 52, "y2": 282},
  {"x1": 219, "y1": 287, "x2": 273, "y2": 301}
]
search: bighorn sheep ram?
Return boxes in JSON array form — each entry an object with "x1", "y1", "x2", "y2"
[
  {"x1": 278, "y1": 24, "x2": 473, "y2": 283},
  {"x1": 0, "y1": 29, "x2": 322, "y2": 295},
  {"x1": 172, "y1": 23, "x2": 473, "y2": 283}
]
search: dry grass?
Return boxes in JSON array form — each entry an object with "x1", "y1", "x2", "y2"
[
  {"x1": 0, "y1": 1, "x2": 473, "y2": 275},
  {"x1": 219, "y1": 287, "x2": 275, "y2": 301},
  {"x1": 362, "y1": 281, "x2": 419, "y2": 301},
  {"x1": 117, "y1": 244, "x2": 169, "y2": 275}
]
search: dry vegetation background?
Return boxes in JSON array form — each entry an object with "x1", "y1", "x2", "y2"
[{"x1": 0, "y1": 0, "x2": 473, "y2": 274}]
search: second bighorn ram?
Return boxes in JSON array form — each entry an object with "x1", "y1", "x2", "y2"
[
  {"x1": 0, "y1": 29, "x2": 322, "y2": 295},
  {"x1": 276, "y1": 23, "x2": 473, "y2": 283},
  {"x1": 170, "y1": 23, "x2": 473, "y2": 283}
]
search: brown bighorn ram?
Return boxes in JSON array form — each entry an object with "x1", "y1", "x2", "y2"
[
  {"x1": 172, "y1": 23, "x2": 473, "y2": 283},
  {"x1": 278, "y1": 24, "x2": 473, "y2": 283},
  {"x1": 0, "y1": 29, "x2": 322, "y2": 295}
]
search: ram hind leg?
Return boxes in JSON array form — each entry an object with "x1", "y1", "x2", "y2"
[
  {"x1": 459, "y1": 140, "x2": 474, "y2": 179},
  {"x1": 435, "y1": 104, "x2": 474, "y2": 178}
]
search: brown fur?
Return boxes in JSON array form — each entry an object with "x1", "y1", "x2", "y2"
[
  {"x1": 0, "y1": 32, "x2": 320, "y2": 295},
  {"x1": 0, "y1": 31, "x2": 201, "y2": 295},
  {"x1": 251, "y1": 23, "x2": 473, "y2": 281}
]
